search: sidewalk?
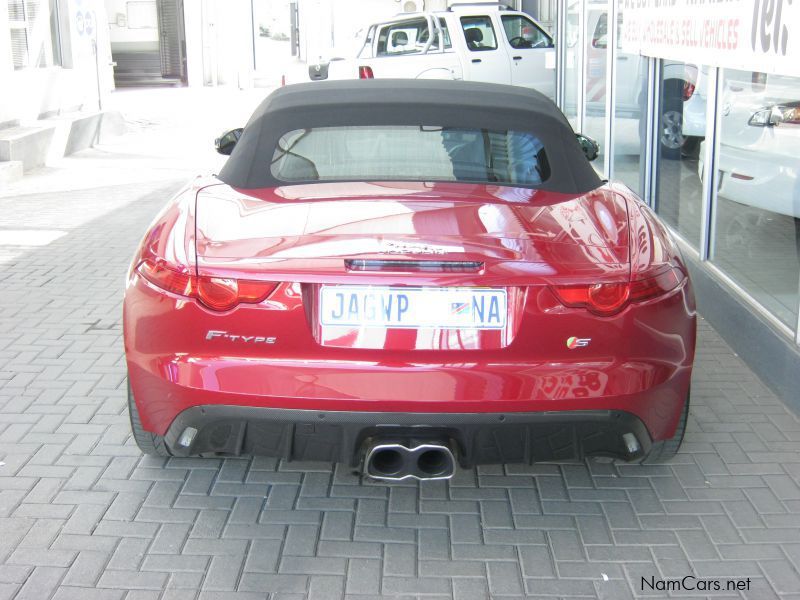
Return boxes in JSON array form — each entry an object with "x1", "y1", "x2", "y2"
[{"x1": 0, "y1": 84, "x2": 279, "y2": 199}]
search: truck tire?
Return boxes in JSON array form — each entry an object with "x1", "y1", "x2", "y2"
[{"x1": 660, "y1": 94, "x2": 684, "y2": 161}]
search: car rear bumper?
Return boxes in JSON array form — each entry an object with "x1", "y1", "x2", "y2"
[{"x1": 163, "y1": 405, "x2": 654, "y2": 466}]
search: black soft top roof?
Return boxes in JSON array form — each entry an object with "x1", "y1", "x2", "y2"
[{"x1": 218, "y1": 79, "x2": 602, "y2": 195}]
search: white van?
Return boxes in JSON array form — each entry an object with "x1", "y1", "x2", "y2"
[{"x1": 308, "y1": 3, "x2": 556, "y2": 100}]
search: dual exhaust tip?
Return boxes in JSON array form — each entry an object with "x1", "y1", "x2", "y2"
[{"x1": 365, "y1": 441, "x2": 456, "y2": 481}]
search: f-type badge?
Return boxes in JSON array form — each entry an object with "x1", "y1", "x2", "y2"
[
  {"x1": 206, "y1": 330, "x2": 277, "y2": 344},
  {"x1": 566, "y1": 336, "x2": 590, "y2": 349}
]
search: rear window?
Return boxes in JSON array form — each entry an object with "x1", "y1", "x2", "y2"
[{"x1": 270, "y1": 126, "x2": 551, "y2": 186}]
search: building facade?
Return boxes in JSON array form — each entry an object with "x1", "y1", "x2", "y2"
[{"x1": 1, "y1": 0, "x2": 114, "y2": 126}]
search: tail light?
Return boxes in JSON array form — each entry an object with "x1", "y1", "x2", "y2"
[
  {"x1": 748, "y1": 102, "x2": 800, "y2": 127},
  {"x1": 551, "y1": 266, "x2": 685, "y2": 316},
  {"x1": 136, "y1": 258, "x2": 277, "y2": 312},
  {"x1": 682, "y1": 81, "x2": 695, "y2": 101},
  {"x1": 358, "y1": 65, "x2": 374, "y2": 79}
]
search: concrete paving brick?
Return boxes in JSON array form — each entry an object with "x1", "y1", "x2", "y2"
[
  {"x1": 1, "y1": 175, "x2": 800, "y2": 600},
  {"x1": 307, "y1": 575, "x2": 344, "y2": 600},
  {"x1": 383, "y1": 543, "x2": 417, "y2": 577},
  {"x1": 320, "y1": 511, "x2": 354, "y2": 542},
  {"x1": 282, "y1": 524, "x2": 320, "y2": 556},
  {"x1": 227, "y1": 497, "x2": 263, "y2": 525},
  {"x1": 0, "y1": 583, "x2": 20, "y2": 600},
  {"x1": 345, "y1": 558, "x2": 381, "y2": 595},
  {"x1": 6, "y1": 547, "x2": 76, "y2": 568},
  {"x1": 487, "y1": 561, "x2": 524, "y2": 596},
  {"x1": 279, "y1": 556, "x2": 347, "y2": 576},
  {"x1": 382, "y1": 576, "x2": 452, "y2": 595},
  {"x1": 105, "y1": 538, "x2": 149, "y2": 571},
  {"x1": 547, "y1": 530, "x2": 586, "y2": 561},
  {"x1": 241, "y1": 539, "x2": 282, "y2": 574},
  {"x1": 140, "y1": 554, "x2": 209, "y2": 573},
  {"x1": 54, "y1": 588, "x2": 125, "y2": 600},
  {"x1": 519, "y1": 546, "x2": 556, "y2": 578},
  {"x1": 96, "y1": 569, "x2": 169, "y2": 590},
  {"x1": 223, "y1": 524, "x2": 285, "y2": 540},
  {"x1": 62, "y1": 551, "x2": 110, "y2": 587},
  {"x1": 202, "y1": 553, "x2": 245, "y2": 591},
  {"x1": 481, "y1": 528, "x2": 545, "y2": 546},
  {"x1": 238, "y1": 573, "x2": 308, "y2": 593},
  {"x1": 317, "y1": 541, "x2": 382, "y2": 559},
  {"x1": 189, "y1": 510, "x2": 229, "y2": 539},
  {"x1": 451, "y1": 543, "x2": 517, "y2": 562},
  {"x1": 15, "y1": 565, "x2": 66, "y2": 600}
]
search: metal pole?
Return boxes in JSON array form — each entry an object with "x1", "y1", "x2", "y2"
[
  {"x1": 93, "y1": 38, "x2": 102, "y2": 111},
  {"x1": 250, "y1": 0, "x2": 256, "y2": 71},
  {"x1": 644, "y1": 59, "x2": 663, "y2": 210},
  {"x1": 555, "y1": 0, "x2": 566, "y2": 110},
  {"x1": 699, "y1": 66, "x2": 721, "y2": 262},
  {"x1": 604, "y1": 1, "x2": 616, "y2": 180},
  {"x1": 576, "y1": 0, "x2": 585, "y2": 134}
]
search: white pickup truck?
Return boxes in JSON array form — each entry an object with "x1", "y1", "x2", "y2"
[{"x1": 308, "y1": 3, "x2": 556, "y2": 100}]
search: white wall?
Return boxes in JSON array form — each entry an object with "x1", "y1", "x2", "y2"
[
  {"x1": 183, "y1": 0, "x2": 203, "y2": 86},
  {"x1": 0, "y1": 0, "x2": 115, "y2": 125},
  {"x1": 105, "y1": 0, "x2": 159, "y2": 51},
  {"x1": 182, "y1": 0, "x2": 253, "y2": 87}
]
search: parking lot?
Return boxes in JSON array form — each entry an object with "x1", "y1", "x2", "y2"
[{"x1": 0, "y1": 172, "x2": 799, "y2": 599}]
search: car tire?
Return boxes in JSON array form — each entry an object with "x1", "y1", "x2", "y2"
[
  {"x1": 642, "y1": 390, "x2": 690, "y2": 463},
  {"x1": 128, "y1": 380, "x2": 171, "y2": 457},
  {"x1": 659, "y1": 96, "x2": 684, "y2": 161}
]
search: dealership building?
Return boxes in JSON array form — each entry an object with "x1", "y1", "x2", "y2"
[{"x1": 1, "y1": 0, "x2": 799, "y2": 408}]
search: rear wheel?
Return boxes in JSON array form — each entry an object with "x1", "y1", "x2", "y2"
[
  {"x1": 642, "y1": 390, "x2": 690, "y2": 463},
  {"x1": 128, "y1": 380, "x2": 170, "y2": 457}
]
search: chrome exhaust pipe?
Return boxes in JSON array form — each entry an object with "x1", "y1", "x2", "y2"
[
  {"x1": 365, "y1": 445, "x2": 407, "y2": 479},
  {"x1": 364, "y1": 441, "x2": 456, "y2": 481},
  {"x1": 415, "y1": 445, "x2": 455, "y2": 478}
]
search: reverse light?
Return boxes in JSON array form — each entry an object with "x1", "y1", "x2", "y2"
[
  {"x1": 358, "y1": 65, "x2": 374, "y2": 79},
  {"x1": 136, "y1": 259, "x2": 194, "y2": 297},
  {"x1": 136, "y1": 259, "x2": 277, "y2": 311},
  {"x1": 551, "y1": 267, "x2": 685, "y2": 316}
]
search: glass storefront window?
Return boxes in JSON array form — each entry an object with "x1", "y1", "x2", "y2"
[
  {"x1": 709, "y1": 70, "x2": 800, "y2": 330},
  {"x1": 563, "y1": 1, "x2": 581, "y2": 129},
  {"x1": 654, "y1": 61, "x2": 706, "y2": 248},
  {"x1": 583, "y1": 2, "x2": 608, "y2": 172},
  {"x1": 611, "y1": 8, "x2": 647, "y2": 196}
]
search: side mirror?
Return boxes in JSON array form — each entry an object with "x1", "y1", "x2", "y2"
[
  {"x1": 215, "y1": 128, "x2": 243, "y2": 155},
  {"x1": 576, "y1": 134, "x2": 599, "y2": 162}
]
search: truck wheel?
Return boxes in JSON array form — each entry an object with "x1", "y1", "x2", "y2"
[
  {"x1": 660, "y1": 96, "x2": 684, "y2": 160},
  {"x1": 128, "y1": 380, "x2": 171, "y2": 457}
]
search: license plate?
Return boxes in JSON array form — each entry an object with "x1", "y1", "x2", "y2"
[{"x1": 319, "y1": 286, "x2": 507, "y2": 330}]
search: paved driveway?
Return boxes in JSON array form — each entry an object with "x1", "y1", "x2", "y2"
[{"x1": 1, "y1": 180, "x2": 799, "y2": 600}]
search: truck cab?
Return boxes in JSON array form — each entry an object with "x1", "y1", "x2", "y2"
[{"x1": 310, "y1": 3, "x2": 556, "y2": 99}]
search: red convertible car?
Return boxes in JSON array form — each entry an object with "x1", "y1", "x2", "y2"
[{"x1": 124, "y1": 80, "x2": 695, "y2": 480}]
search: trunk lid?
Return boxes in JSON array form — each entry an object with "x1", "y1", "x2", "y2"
[{"x1": 195, "y1": 180, "x2": 630, "y2": 285}]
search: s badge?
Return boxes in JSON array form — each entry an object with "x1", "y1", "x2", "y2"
[{"x1": 566, "y1": 336, "x2": 590, "y2": 349}]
